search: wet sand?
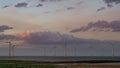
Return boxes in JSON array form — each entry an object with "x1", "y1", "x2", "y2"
[
  {"x1": 1, "y1": 60, "x2": 120, "y2": 68},
  {"x1": 54, "y1": 63, "x2": 120, "y2": 68}
]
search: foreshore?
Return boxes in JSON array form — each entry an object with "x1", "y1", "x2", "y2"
[
  {"x1": 0, "y1": 60, "x2": 120, "y2": 68},
  {"x1": 54, "y1": 63, "x2": 120, "y2": 68}
]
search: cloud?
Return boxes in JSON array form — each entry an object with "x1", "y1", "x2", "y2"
[
  {"x1": 70, "y1": 20, "x2": 120, "y2": 32},
  {"x1": 17, "y1": 31, "x2": 75, "y2": 45},
  {"x1": 14, "y1": 31, "x2": 120, "y2": 47},
  {"x1": 39, "y1": 0, "x2": 63, "y2": 2},
  {"x1": 0, "y1": 0, "x2": 70, "y2": 9},
  {"x1": 0, "y1": 31, "x2": 120, "y2": 47},
  {"x1": 96, "y1": 0, "x2": 120, "y2": 12},
  {"x1": 36, "y1": 4, "x2": 43, "y2": 7},
  {"x1": 0, "y1": 34, "x2": 16, "y2": 40},
  {"x1": 66, "y1": 7, "x2": 75, "y2": 10},
  {"x1": 103, "y1": 0, "x2": 120, "y2": 7},
  {"x1": 15, "y1": 31, "x2": 106, "y2": 45},
  {"x1": 14, "y1": 0, "x2": 62, "y2": 8},
  {"x1": 97, "y1": 7, "x2": 105, "y2": 12},
  {"x1": 76, "y1": 1, "x2": 83, "y2": 5},
  {"x1": 39, "y1": 0, "x2": 46, "y2": 2},
  {"x1": 0, "y1": 25, "x2": 13, "y2": 32},
  {"x1": 15, "y1": 2, "x2": 28, "y2": 8},
  {"x1": 2, "y1": 5, "x2": 9, "y2": 8}
]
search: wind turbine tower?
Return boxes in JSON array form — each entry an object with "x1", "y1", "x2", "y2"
[
  {"x1": 6, "y1": 41, "x2": 12, "y2": 57},
  {"x1": 11, "y1": 45, "x2": 16, "y2": 56}
]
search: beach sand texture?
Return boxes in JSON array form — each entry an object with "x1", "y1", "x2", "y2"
[{"x1": 54, "y1": 63, "x2": 120, "y2": 68}]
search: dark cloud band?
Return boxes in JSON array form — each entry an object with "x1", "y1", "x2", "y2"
[
  {"x1": 0, "y1": 31, "x2": 120, "y2": 46},
  {"x1": 97, "y1": 7, "x2": 105, "y2": 12},
  {"x1": 16, "y1": 31, "x2": 107, "y2": 45},
  {"x1": 70, "y1": 20, "x2": 120, "y2": 32},
  {"x1": 0, "y1": 25, "x2": 13, "y2": 32},
  {"x1": 103, "y1": 0, "x2": 120, "y2": 7},
  {"x1": 15, "y1": 2, "x2": 28, "y2": 8},
  {"x1": 0, "y1": 34, "x2": 16, "y2": 40}
]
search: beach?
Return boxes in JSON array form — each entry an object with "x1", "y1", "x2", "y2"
[
  {"x1": 54, "y1": 63, "x2": 120, "y2": 68},
  {"x1": 0, "y1": 60, "x2": 120, "y2": 68},
  {"x1": 0, "y1": 56, "x2": 120, "y2": 68}
]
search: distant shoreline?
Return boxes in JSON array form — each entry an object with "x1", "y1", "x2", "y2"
[
  {"x1": 0, "y1": 56, "x2": 120, "y2": 61},
  {"x1": 0, "y1": 60, "x2": 120, "y2": 63}
]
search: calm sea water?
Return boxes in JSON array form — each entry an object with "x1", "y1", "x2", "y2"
[{"x1": 0, "y1": 56, "x2": 120, "y2": 62}]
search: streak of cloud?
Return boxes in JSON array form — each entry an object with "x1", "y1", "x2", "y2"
[
  {"x1": 66, "y1": 7, "x2": 75, "y2": 10},
  {"x1": 97, "y1": 7, "x2": 105, "y2": 12},
  {"x1": 0, "y1": 31, "x2": 120, "y2": 47},
  {"x1": 36, "y1": 3, "x2": 43, "y2": 7},
  {"x1": 0, "y1": 34, "x2": 16, "y2": 40},
  {"x1": 103, "y1": 0, "x2": 120, "y2": 7},
  {"x1": 15, "y1": 2, "x2": 28, "y2": 8},
  {"x1": 16, "y1": 31, "x2": 106, "y2": 45},
  {"x1": 39, "y1": 0, "x2": 63, "y2": 2},
  {"x1": 0, "y1": 25, "x2": 13, "y2": 32},
  {"x1": 70, "y1": 20, "x2": 120, "y2": 32},
  {"x1": 2, "y1": 5, "x2": 9, "y2": 8}
]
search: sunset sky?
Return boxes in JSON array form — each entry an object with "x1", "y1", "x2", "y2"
[{"x1": 0, "y1": 0, "x2": 120, "y2": 56}]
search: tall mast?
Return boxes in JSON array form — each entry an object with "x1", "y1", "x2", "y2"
[
  {"x1": 6, "y1": 41, "x2": 12, "y2": 57},
  {"x1": 64, "y1": 37, "x2": 67, "y2": 57},
  {"x1": 12, "y1": 45, "x2": 16, "y2": 56}
]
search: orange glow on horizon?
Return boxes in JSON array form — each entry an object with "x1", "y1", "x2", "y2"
[{"x1": 16, "y1": 31, "x2": 32, "y2": 38}]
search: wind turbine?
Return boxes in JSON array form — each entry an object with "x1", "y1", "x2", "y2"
[
  {"x1": 101, "y1": 42, "x2": 106, "y2": 56},
  {"x1": 88, "y1": 45, "x2": 94, "y2": 56},
  {"x1": 43, "y1": 47, "x2": 47, "y2": 56},
  {"x1": 73, "y1": 46, "x2": 77, "y2": 57},
  {"x1": 39, "y1": 46, "x2": 48, "y2": 56},
  {"x1": 104, "y1": 42, "x2": 115, "y2": 60},
  {"x1": 105, "y1": 42, "x2": 115, "y2": 60},
  {"x1": 64, "y1": 45, "x2": 67, "y2": 57},
  {"x1": 102, "y1": 46, "x2": 105, "y2": 56},
  {"x1": 11, "y1": 45, "x2": 16, "y2": 56},
  {"x1": 6, "y1": 41, "x2": 12, "y2": 58},
  {"x1": 53, "y1": 46, "x2": 57, "y2": 56},
  {"x1": 64, "y1": 38, "x2": 67, "y2": 57},
  {"x1": 101, "y1": 42, "x2": 109, "y2": 57},
  {"x1": 60, "y1": 34, "x2": 68, "y2": 57},
  {"x1": 111, "y1": 42, "x2": 115, "y2": 60}
]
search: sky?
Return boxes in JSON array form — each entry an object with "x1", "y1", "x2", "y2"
[{"x1": 0, "y1": 0, "x2": 120, "y2": 56}]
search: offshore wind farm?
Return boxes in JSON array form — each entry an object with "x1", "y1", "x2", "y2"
[
  {"x1": 0, "y1": 0, "x2": 120, "y2": 68},
  {"x1": 0, "y1": 40, "x2": 119, "y2": 62}
]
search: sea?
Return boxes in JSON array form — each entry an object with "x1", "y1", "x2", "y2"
[{"x1": 0, "y1": 56, "x2": 120, "y2": 62}]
